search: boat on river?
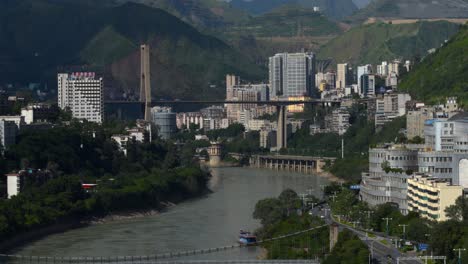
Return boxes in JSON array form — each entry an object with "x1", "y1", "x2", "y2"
[{"x1": 239, "y1": 230, "x2": 257, "y2": 246}]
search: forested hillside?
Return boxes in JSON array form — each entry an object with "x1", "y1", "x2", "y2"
[
  {"x1": 318, "y1": 21, "x2": 461, "y2": 65},
  {"x1": 0, "y1": 0, "x2": 264, "y2": 100},
  {"x1": 400, "y1": 25, "x2": 468, "y2": 106}
]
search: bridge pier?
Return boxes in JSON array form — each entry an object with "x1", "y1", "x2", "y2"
[{"x1": 276, "y1": 105, "x2": 287, "y2": 150}]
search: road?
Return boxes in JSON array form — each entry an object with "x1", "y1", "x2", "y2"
[{"x1": 310, "y1": 205, "x2": 422, "y2": 264}]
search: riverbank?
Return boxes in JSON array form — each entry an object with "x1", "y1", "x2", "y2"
[
  {"x1": 2, "y1": 187, "x2": 211, "y2": 254},
  {"x1": 13, "y1": 167, "x2": 328, "y2": 258},
  {"x1": 316, "y1": 171, "x2": 345, "y2": 183},
  {"x1": 2, "y1": 200, "x2": 191, "y2": 254}
]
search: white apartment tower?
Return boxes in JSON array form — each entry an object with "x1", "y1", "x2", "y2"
[
  {"x1": 58, "y1": 72, "x2": 104, "y2": 123},
  {"x1": 269, "y1": 52, "x2": 316, "y2": 97}
]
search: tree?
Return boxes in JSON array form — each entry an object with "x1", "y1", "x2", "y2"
[
  {"x1": 253, "y1": 198, "x2": 284, "y2": 226},
  {"x1": 278, "y1": 189, "x2": 301, "y2": 216},
  {"x1": 445, "y1": 196, "x2": 468, "y2": 222},
  {"x1": 323, "y1": 229, "x2": 369, "y2": 264}
]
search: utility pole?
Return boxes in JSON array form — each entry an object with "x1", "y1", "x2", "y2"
[
  {"x1": 334, "y1": 215, "x2": 344, "y2": 222},
  {"x1": 364, "y1": 210, "x2": 372, "y2": 230},
  {"x1": 341, "y1": 137, "x2": 344, "y2": 159},
  {"x1": 330, "y1": 194, "x2": 337, "y2": 202},
  {"x1": 382, "y1": 217, "x2": 392, "y2": 235},
  {"x1": 369, "y1": 240, "x2": 376, "y2": 264},
  {"x1": 453, "y1": 248, "x2": 466, "y2": 264},
  {"x1": 398, "y1": 224, "x2": 409, "y2": 240},
  {"x1": 351, "y1": 221, "x2": 360, "y2": 229}
]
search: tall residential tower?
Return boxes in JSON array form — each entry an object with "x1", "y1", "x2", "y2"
[
  {"x1": 58, "y1": 72, "x2": 103, "y2": 123},
  {"x1": 269, "y1": 52, "x2": 316, "y2": 97}
]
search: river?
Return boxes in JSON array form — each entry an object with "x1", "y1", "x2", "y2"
[{"x1": 14, "y1": 167, "x2": 329, "y2": 260}]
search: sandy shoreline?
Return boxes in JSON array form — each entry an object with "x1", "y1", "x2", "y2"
[{"x1": 88, "y1": 202, "x2": 176, "y2": 225}]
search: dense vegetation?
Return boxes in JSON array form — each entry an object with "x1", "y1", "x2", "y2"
[
  {"x1": 223, "y1": 5, "x2": 342, "y2": 39},
  {"x1": 318, "y1": 21, "x2": 461, "y2": 66},
  {"x1": 347, "y1": 0, "x2": 468, "y2": 24},
  {"x1": 322, "y1": 229, "x2": 369, "y2": 264},
  {"x1": 230, "y1": 0, "x2": 358, "y2": 19},
  {"x1": 0, "y1": 120, "x2": 210, "y2": 242},
  {"x1": 253, "y1": 189, "x2": 369, "y2": 261},
  {"x1": 0, "y1": 0, "x2": 264, "y2": 100},
  {"x1": 328, "y1": 184, "x2": 468, "y2": 262},
  {"x1": 400, "y1": 25, "x2": 468, "y2": 106},
  {"x1": 287, "y1": 104, "x2": 407, "y2": 182}
]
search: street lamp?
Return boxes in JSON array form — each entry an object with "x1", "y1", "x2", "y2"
[
  {"x1": 382, "y1": 217, "x2": 392, "y2": 235},
  {"x1": 369, "y1": 240, "x2": 376, "y2": 264},
  {"x1": 351, "y1": 221, "x2": 361, "y2": 229},
  {"x1": 398, "y1": 224, "x2": 408, "y2": 240},
  {"x1": 364, "y1": 210, "x2": 373, "y2": 230},
  {"x1": 453, "y1": 248, "x2": 466, "y2": 264},
  {"x1": 334, "y1": 214, "x2": 344, "y2": 223}
]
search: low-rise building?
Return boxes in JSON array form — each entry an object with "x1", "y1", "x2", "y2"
[
  {"x1": 176, "y1": 112, "x2": 204, "y2": 130},
  {"x1": 6, "y1": 170, "x2": 52, "y2": 199},
  {"x1": 21, "y1": 104, "x2": 58, "y2": 124},
  {"x1": 0, "y1": 120, "x2": 18, "y2": 150},
  {"x1": 407, "y1": 107, "x2": 434, "y2": 140},
  {"x1": 203, "y1": 118, "x2": 222, "y2": 131},
  {"x1": 324, "y1": 108, "x2": 350, "y2": 135},
  {"x1": 111, "y1": 135, "x2": 132, "y2": 156},
  {"x1": 407, "y1": 174, "x2": 463, "y2": 221},
  {"x1": 0, "y1": 115, "x2": 24, "y2": 129},
  {"x1": 375, "y1": 93, "x2": 411, "y2": 127},
  {"x1": 247, "y1": 119, "x2": 274, "y2": 131},
  {"x1": 260, "y1": 129, "x2": 277, "y2": 150}
]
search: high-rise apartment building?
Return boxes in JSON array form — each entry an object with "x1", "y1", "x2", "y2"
[
  {"x1": 58, "y1": 72, "x2": 103, "y2": 123},
  {"x1": 377, "y1": 61, "x2": 388, "y2": 77},
  {"x1": 226, "y1": 74, "x2": 240, "y2": 101},
  {"x1": 269, "y1": 52, "x2": 315, "y2": 97},
  {"x1": 360, "y1": 74, "x2": 376, "y2": 97},
  {"x1": 407, "y1": 174, "x2": 463, "y2": 221},
  {"x1": 336, "y1": 63, "x2": 350, "y2": 90},
  {"x1": 357, "y1": 64, "x2": 373, "y2": 93}
]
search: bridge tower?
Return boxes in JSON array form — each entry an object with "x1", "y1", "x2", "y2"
[
  {"x1": 208, "y1": 142, "x2": 222, "y2": 167},
  {"x1": 140, "y1": 44, "x2": 152, "y2": 122},
  {"x1": 276, "y1": 105, "x2": 287, "y2": 149}
]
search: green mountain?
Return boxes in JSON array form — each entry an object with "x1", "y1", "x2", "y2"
[
  {"x1": 399, "y1": 25, "x2": 468, "y2": 106},
  {"x1": 229, "y1": 0, "x2": 359, "y2": 20},
  {"x1": 223, "y1": 5, "x2": 342, "y2": 39},
  {"x1": 110, "y1": 0, "x2": 250, "y2": 28},
  {"x1": 347, "y1": 0, "x2": 468, "y2": 24},
  {"x1": 0, "y1": 0, "x2": 264, "y2": 100},
  {"x1": 318, "y1": 21, "x2": 461, "y2": 65}
]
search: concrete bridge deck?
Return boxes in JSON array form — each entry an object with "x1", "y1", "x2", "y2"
[{"x1": 250, "y1": 155, "x2": 336, "y2": 174}]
